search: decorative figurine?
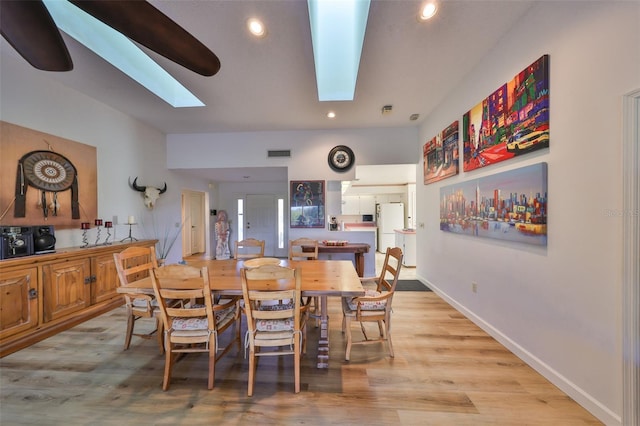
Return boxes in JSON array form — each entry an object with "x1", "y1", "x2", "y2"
[{"x1": 215, "y1": 210, "x2": 230, "y2": 260}]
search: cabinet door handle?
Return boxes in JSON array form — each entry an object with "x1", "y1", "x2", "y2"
[
  {"x1": 91, "y1": 275, "x2": 97, "y2": 283},
  {"x1": 28, "y1": 288, "x2": 38, "y2": 299},
  {"x1": 84, "y1": 277, "x2": 91, "y2": 285}
]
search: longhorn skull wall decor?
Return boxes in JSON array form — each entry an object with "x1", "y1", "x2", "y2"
[{"x1": 130, "y1": 177, "x2": 167, "y2": 209}]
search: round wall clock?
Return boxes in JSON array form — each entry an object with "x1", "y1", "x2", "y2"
[{"x1": 328, "y1": 145, "x2": 355, "y2": 172}]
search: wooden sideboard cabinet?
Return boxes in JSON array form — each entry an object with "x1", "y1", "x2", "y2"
[{"x1": 0, "y1": 240, "x2": 157, "y2": 357}]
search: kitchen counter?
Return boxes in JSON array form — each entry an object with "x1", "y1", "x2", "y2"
[
  {"x1": 394, "y1": 228, "x2": 416, "y2": 234},
  {"x1": 343, "y1": 223, "x2": 376, "y2": 231},
  {"x1": 394, "y1": 229, "x2": 416, "y2": 267}
]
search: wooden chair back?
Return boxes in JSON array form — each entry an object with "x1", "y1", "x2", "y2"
[
  {"x1": 151, "y1": 264, "x2": 240, "y2": 390},
  {"x1": 342, "y1": 246, "x2": 403, "y2": 361},
  {"x1": 235, "y1": 238, "x2": 265, "y2": 259},
  {"x1": 113, "y1": 245, "x2": 158, "y2": 285},
  {"x1": 113, "y1": 245, "x2": 163, "y2": 352},
  {"x1": 241, "y1": 264, "x2": 304, "y2": 396},
  {"x1": 289, "y1": 238, "x2": 318, "y2": 260},
  {"x1": 152, "y1": 264, "x2": 215, "y2": 339},
  {"x1": 374, "y1": 246, "x2": 403, "y2": 296}
]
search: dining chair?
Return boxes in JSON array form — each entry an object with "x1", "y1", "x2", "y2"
[
  {"x1": 241, "y1": 264, "x2": 306, "y2": 396},
  {"x1": 151, "y1": 264, "x2": 241, "y2": 390},
  {"x1": 289, "y1": 238, "x2": 320, "y2": 325},
  {"x1": 341, "y1": 246, "x2": 403, "y2": 361},
  {"x1": 235, "y1": 238, "x2": 265, "y2": 260},
  {"x1": 113, "y1": 245, "x2": 165, "y2": 353},
  {"x1": 288, "y1": 237, "x2": 318, "y2": 261}
]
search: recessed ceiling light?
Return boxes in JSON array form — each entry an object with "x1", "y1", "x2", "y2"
[
  {"x1": 419, "y1": 2, "x2": 438, "y2": 21},
  {"x1": 247, "y1": 18, "x2": 266, "y2": 37},
  {"x1": 327, "y1": 111, "x2": 336, "y2": 119}
]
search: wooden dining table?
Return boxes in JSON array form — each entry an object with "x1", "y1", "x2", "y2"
[{"x1": 116, "y1": 258, "x2": 365, "y2": 368}]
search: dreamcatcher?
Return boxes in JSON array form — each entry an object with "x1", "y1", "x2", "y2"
[{"x1": 14, "y1": 150, "x2": 80, "y2": 219}]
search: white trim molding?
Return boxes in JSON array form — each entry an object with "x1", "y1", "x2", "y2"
[{"x1": 622, "y1": 88, "x2": 640, "y2": 426}]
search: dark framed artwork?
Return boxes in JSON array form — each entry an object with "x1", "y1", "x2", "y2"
[
  {"x1": 290, "y1": 180, "x2": 325, "y2": 228},
  {"x1": 463, "y1": 54, "x2": 549, "y2": 172},
  {"x1": 423, "y1": 120, "x2": 459, "y2": 185},
  {"x1": 440, "y1": 162, "x2": 548, "y2": 246}
]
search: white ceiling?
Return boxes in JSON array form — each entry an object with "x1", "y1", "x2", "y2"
[{"x1": 0, "y1": 0, "x2": 535, "y2": 184}]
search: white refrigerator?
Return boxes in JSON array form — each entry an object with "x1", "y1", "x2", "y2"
[{"x1": 377, "y1": 203, "x2": 404, "y2": 253}]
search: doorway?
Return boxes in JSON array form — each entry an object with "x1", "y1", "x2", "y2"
[
  {"x1": 181, "y1": 189, "x2": 206, "y2": 258},
  {"x1": 244, "y1": 194, "x2": 279, "y2": 257}
]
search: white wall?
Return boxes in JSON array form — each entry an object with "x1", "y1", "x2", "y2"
[
  {"x1": 416, "y1": 2, "x2": 639, "y2": 424},
  {"x1": 0, "y1": 55, "x2": 210, "y2": 264},
  {"x1": 1, "y1": 1, "x2": 636, "y2": 422},
  {"x1": 167, "y1": 127, "x2": 418, "y2": 243}
]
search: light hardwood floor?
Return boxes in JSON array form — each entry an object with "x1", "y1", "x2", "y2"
[{"x1": 0, "y1": 288, "x2": 601, "y2": 425}]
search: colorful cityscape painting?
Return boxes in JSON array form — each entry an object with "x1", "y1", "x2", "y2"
[
  {"x1": 440, "y1": 163, "x2": 548, "y2": 246},
  {"x1": 423, "y1": 121, "x2": 459, "y2": 185},
  {"x1": 463, "y1": 55, "x2": 549, "y2": 172}
]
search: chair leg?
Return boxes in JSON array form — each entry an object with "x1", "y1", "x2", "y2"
[
  {"x1": 345, "y1": 316, "x2": 353, "y2": 361},
  {"x1": 248, "y1": 349, "x2": 256, "y2": 397},
  {"x1": 302, "y1": 323, "x2": 307, "y2": 355},
  {"x1": 314, "y1": 297, "x2": 320, "y2": 327},
  {"x1": 156, "y1": 317, "x2": 164, "y2": 354},
  {"x1": 124, "y1": 309, "x2": 135, "y2": 350},
  {"x1": 294, "y1": 340, "x2": 301, "y2": 393},
  {"x1": 208, "y1": 353, "x2": 215, "y2": 390},
  {"x1": 162, "y1": 347, "x2": 173, "y2": 391},
  {"x1": 385, "y1": 320, "x2": 394, "y2": 358},
  {"x1": 235, "y1": 315, "x2": 242, "y2": 352}
]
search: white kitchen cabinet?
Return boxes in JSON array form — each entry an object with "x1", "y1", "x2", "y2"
[
  {"x1": 395, "y1": 230, "x2": 416, "y2": 267},
  {"x1": 342, "y1": 195, "x2": 375, "y2": 215},
  {"x1": 359, "y1": 196, "x2": 375, "y2": 215}
]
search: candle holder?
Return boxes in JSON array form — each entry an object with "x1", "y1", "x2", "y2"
[
  {"x1": 103, "y1": 222, "x2": 113, "y2": 245},
  {"x1": 94, "y1": 219, "x2": 102, "y2": 246},
  {"x1": 80, "y1": 222, "x2": 90, "y2": 248},
  {"x1": 121, "y1": 222, "x2": 138, "y2": 242}
]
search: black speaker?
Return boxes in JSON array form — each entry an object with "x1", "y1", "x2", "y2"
[{"x1": 32, "y1": 225, "x2": 56, "y2": 253}]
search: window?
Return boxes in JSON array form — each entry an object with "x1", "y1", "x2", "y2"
[
  {"x1": 237, "y1": 198, "x2": 244, "y2": 241},
  {"x1": 277, "y1": 198, "x2": 284, "y2": 249}
]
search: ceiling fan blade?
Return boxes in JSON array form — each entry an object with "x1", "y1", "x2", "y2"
[
  {"x1": 0, "y1": 0, "x2": 72, "y2": 71},
  {"x1": 69, "y1": 0, "x2": 220, "y2": 76}
]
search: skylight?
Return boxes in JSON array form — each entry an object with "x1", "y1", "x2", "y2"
[
  {"x1": 308, "y1": 0, "x2": 371, "y2": 101},
  {"x1": 43, "y1": 0, "x2": 204, "y2": 108}
]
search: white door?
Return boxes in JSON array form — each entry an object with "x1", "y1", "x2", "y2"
[
  {"x1": 181, "y1": 190, "x2": 206, "y2": 258},
  {"x1": 245, "y1": 194, "x2": 277, "y2": 256},
  {"x1": 181, "y1": 192, "x2": 193, "y2": 258},
  {"x1": 190, "y1": 192, "x2": 204, "y2": 254}
]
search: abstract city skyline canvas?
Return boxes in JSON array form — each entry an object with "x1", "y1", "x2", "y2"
[
  {"x1": 463, "y1": 55, "x2": 549, "y2": 172},
  {"x1": 423, "y1": 121, "x2": 459, "y2": 185},
  {"x1": 440, "y1": 163, "x2": 548, "y2": 246}
]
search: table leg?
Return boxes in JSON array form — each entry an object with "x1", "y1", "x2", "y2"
[
  {"x1": 316, "y1": 295, "x2": 329, "y2": 368},
  {"x1": 354, "y1": 253, "x2": 364, "y2": 277}
]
